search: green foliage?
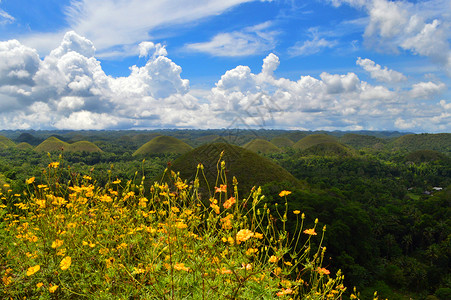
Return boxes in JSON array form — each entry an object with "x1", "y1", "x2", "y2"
[
  {"x1": 270, "y1": 137, "x2": 295, "y2": 148},
  {"x1": 0, "y1": 136, "x2": 15, "y2": 149}
]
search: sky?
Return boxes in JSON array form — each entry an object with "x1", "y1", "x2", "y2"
[{"x1": 0, "y1": 0, "x2": 450, "y2": 132}]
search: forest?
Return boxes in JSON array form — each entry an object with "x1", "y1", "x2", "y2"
[{"x1": 0, "y1": 129, "x2": 450, "y2": 299}]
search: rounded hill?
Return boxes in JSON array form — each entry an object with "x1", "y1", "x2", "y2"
[
  {"x1": 243, "y1": 139, "x2": 281, "y2": 154},
  {"x1": 302, "y1": 142, "x2": 354, "y2": 157},
  {"x1": 339, "y1": 134, "x2": 386, "y2": 150},
  {"x1": 293, "y1": 134, "x2": 338, "y2": 150},
  {"x1": 405, "y1": 150, "x2": 449, "y2": 164},
  {"x1": 271, "y1": 136, "x2": 294, "y2": 148},
  {"x1": 168, "y1": 142, "x2": 299, "y2": 196},
  {"x1": 133, "y1": 136, "x2": 193, "y2": 156},
  {"x1": 391, "y1": 133, "x2": 451, "y2": 154},
  {"x1": 16, "y1": 142, "x2": 34, "y2": 151},
  {"x1": 0, "y1": 136, "x2": 15, "y2": 149},
  {"x1": 35, "y1": 137, "x2": 102, "y2": 153}
]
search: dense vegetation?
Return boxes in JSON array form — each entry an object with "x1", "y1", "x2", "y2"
[{"x1": 0, "y1": 129, "x2": 449, "y2": 299}]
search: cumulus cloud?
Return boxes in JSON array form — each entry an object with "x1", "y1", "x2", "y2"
[
  {"x1": 0, "y1": 31, "x2": 448, "y2": 132},
  {"x1": 409, "y1": 81, "x2": 446, "y2": 99},
  {"x1": 0, "y1": 40, "x2": 40, "y2": 86},
  {"x1": 185, "y1": 22, "x2": 277, "y2": 57},
  {"x1": 356, "y1": 57, "x2": 406, "y2": 83},
  {"x1": 332, "y1": 0, "x2": 451, "y2": 74}
]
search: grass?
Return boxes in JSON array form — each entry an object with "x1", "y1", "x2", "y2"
[
  {"x1": 0, "y1": 136, "x2": 16, "y2": 149},
  {"x1": 133, "y1": 136, "x2": 193, "y2": 156},
  {"x1": 0, "y1": 155, "x2": 361, "y2": 299}
]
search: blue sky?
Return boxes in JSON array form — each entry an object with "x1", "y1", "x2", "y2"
[{"x1": 0, "y1": 0, "x2": 450, "y2": 132}]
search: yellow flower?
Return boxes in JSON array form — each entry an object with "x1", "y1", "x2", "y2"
[
  {"x1": 48, "y1": 162, "x2": 60, "y2": 168},
  {"x1": 36, "y1": 282, "x2": 44, "y2": 288},
  {"x1": 173, "y1": 263, "x2": 190, "y2": 272},
  {"x1": 51, "y1": 239, "x2": 64, "y2": 248},
  {"x1": 171, "y1": 206, "x2": 180, "y2": 213},
  {"x1": 236, "y1": 229, "x2": 254, "y2": 244},
  {"x1": 269, "y1": 255, "x2": 278, "y2": 263},
  {"x1": 223, "y1": 197, "x2": 236, "y2": 209},
  {"x1": 279, "y1": 190, "x2": 292, "y2": 197},
  {"x1": 303, "y1": 228, "x2": 317, "y2": 236},
  {"x1": 112, "y1": 179, "x2": 121, "y2": 184},
  {"x1": 26, "y1": 177, "x2": 35, "y2": 184},
  {"x1": 293, "y1": 210, "x2": 301, "y2": 215},
  {"x1": 60, "y1": 256, "x2": 72, "y2": 270},
  {"x1": 317, "y1": 267, "x2": 330, "y2": 275},
  {"x1": 49, "y1": 285, "x2": 58, "y2": 293},
  {"x1": 26, "y1": 265, "x2": 40, "y2": 276},
  {"x1": 215, "y1": 184, "x2": 227, "y2": 193}
]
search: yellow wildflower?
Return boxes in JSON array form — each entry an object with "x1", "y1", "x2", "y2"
[
  {"x1": 303, "y1": 228, "x2": 317, "y2": 236},
  {"x1": 236, "y1": 229, "x2": 254, "y2": 244},
  {"x1": 36, "y1": 282, "x2": 43, "y2": 288},
  {"x1": 215, "y1": 184, "x2": 227, "y2": 193},
  {"x1": 26, "y1": 177, "x2": 35, "y2": 184},
  {"x1": 293, "y1": 210, "x2": 301, "y2": 215},
  {"x1": 223, "y1": 196, "x2": 236, "y2": 209},
  {"x1": 279, "y1": 190, "x2": 291, "y2": 197},
  {"x1": 317, "y1": 267, "x2": 330, "y2": 275},
  {"x1": 26, "y1": 265, "x2": 40, "y2": 276},
  {"x1": 48, "y1": 162, "x2": 59, "y2": 168},
  {"x1": 269, "y1": 255, "x2": 278, "y2": 263},
  {"x1": 49, "y1": 285, "x2": 58, "y2": 293},
  {"x1": 60, "y1": 256, "x2": 72, "y2": 270},
  {"x1": 173, "y1": 263, "x2": 190, "y2": 272},
  {"x1": 51, "y1": 239, "x2": 64, "y2": 248}
]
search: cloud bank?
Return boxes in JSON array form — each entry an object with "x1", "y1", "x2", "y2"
[{"x1": 0, "y1": 31, "x2": 449, "y2": 132}]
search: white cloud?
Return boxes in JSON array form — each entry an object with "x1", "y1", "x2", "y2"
[
  {"x1": 20, "y1": 0, "x2": 261, "y2": 58},
  {"x1": 0, "y1": 7, "x2": 14, "y2": 25},
  {"x1": 0, "y1": 32, "x2": 448, "y2": 132},
  {"x1": 356, "y1": 57, "x2": 406, "y2": 83},
  {"x1": 409, "y1": 81, "x2": 446, "y2": 99},
  {"x1": 185, "y1": 22, "x2": 277, "y2": 57},
  {"x1": 0, "y1": 40, "x2": 40, "y2": 86},
  {"x1": 332, "y1": 0, "x2": 451, "y2": 74},
  {"x1": 288, "y1": 35, "x2": 337, "y2": 56}
]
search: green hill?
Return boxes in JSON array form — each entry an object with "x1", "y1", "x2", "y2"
[
  {"x1": 133, "y1": 136, "x2": 193, "y2": 156},
  {"x1": 270, "y1": 136, "x2": 294, "y2": 148},
  {"x1": 35, "y1": 137, "x2": 102, "y2": 153},
  {"x1": 69, "y1": 141, "x2": 102, "y2": 153},
  {"x1": 405, "y1": 150, "x2": 449, "y2": 164},
  {"x1": 339, "y1": 133, "x2": 386, "y2": 150},
  {"x1": 34, "y1": 137, "x2": 67, "y2": 152},
  {"x1": 0, "y1": 136, "x2": 15, "y2": 149},
  {"x1": 15, "y1": 142, "x2": 34, "y2": 151},
  {"x1": 391, "y1": 133, "x2": 451, "y2": 154},
  {"x1": 302, "y1": 142, "x2": 354, "y2": 157},
  {"x1": 293, "y1": 134, "x2": 338, "y2": 150},
  {"x1": 243, "y1": 139, "x2": 282, "y2": 154},
  {"x1": 168, "y1": 142, "x2": 299, "y2": 196}
]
